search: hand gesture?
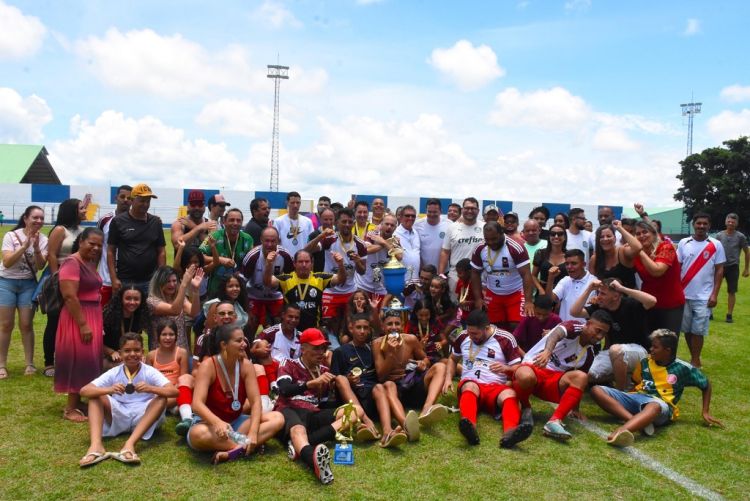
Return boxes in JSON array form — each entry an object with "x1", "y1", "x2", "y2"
[
  {"x1": 331, "y1": 252, "x2": 344, "y2": 265},
  {"x1": 368, "y1": 296, "x2": 380, "y2": 310},
  {"x1": 347, "y1": 372, "x2": 361, "y2": 387},
  {"x1": 548, "y1": 266, "x2": 561, "y2": 279},
  {"x1": 633, "y1": 203, "x2": 646, "y2": 217},
  {"x1": 182, "y1": 264, "x2": 197, "y2": 285},
  {"x1": 205, "y1": 220, "x2": 218, "y2": 232},
  {"x1": 213, "y1": 420, "x2": 231, "y2": 440},
  {"x1": 416, "y1": 359, "x2": 428, "y2": 372},
  {"x1": 191, "y1": 267, "x2": 205, "y2": 289},
  {"x1": 109, "y1": 351, "x2": 121, "y2": 363},
  {"x1": 612, "y1": 219, "x2": 622, "y2": 231},
  {"x1": 266, "y1": 250, "x2": 277, "y2": 264},
  {"x1": 245, "y1": 431, "x2": 259, "y2": 454},
  {"x1": 134, "y1": 381, "x2": 150, "y2": 393},
  {"x1": 442, "y1": 379, "x2": 454, "y2": 395},
  {"x1": 489, "y1": 362, "x2": 511, "y2": 374},
  {"x1": 110, "y1": 383, "x2": 126, "y2": 395},
  {"x1": 322, "y1": 228, "x2": 335, "y2": 238},
  {"x1": 206, "y1": 234, "x2": 217, "y2": 248},
  {"x1": 524, "y1": 302, "x2": 536, "y2": 318},
  {"x1": 177, "y1": 238, "x2": 186, "y2": 250},
  {"x1": 179, "y1": 217, "x2": 193, "y2": 229}
]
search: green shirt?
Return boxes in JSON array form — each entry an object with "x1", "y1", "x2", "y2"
[
  {"x1": 200, "y1": 229, "x2": 254, "y2": 296},
  {"x1": 632, "y1": 356, "x2": 708, "y2": 420}
]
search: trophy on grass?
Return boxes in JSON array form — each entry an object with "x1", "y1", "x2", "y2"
[{"x1": 333, "y1": 400, "x2": 357, "y2": 465}]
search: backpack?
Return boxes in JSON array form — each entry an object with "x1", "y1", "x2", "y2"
[{"x1": 38, "y1": 272, "x2": 63, "y2": 315}]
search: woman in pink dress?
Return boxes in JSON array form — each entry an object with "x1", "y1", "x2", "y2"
[{"x1": 55, "y1": 228, "x2": 105, "y2": 423}]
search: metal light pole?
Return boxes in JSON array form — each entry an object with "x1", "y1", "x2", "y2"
[
  {"x1": 681, "y1": 100, "x2": 702, "y2": 156},
  {"x1": 267, "y1": 63, "x2": 289, "y2": 192}
]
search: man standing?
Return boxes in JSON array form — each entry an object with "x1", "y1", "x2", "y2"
[
  {"x1": 715, "y1": 213, "x2": 749, "y2": 323},
  {"x1": 207, "y1": 194, "x2": 230, "y2": 230},
  {"x1": 566, "y1": 208, "x2": 594, "y2": 264},
  {"x1": 353, "y1": 200, "x2": 375, "y2": 239},
  {"x1": 522, "y1": 219, "x2": 547, "y2": 265},
  {"x1": 598, "y1": 206, "x2": 615, "y2": 226},
  {"x1": 483, "y1": 205, "x2": 500, "y2": 224},
  {"x1": 394, "y1": 205, "x2": 421, "y2": 282},
  {"x1": 371, "y1": 198, "x2": 386, "y2": 226},
  {"x1": 503, "y1": 212, "x2": 524, "y2": 244},
  {"x1": 244, "y1": 197, "x2": 271, "y2": 247},
  {"x1": 107, "y1": 183, "x2": 166, "y2": 294},
  {"x1": 547, "y1": 249, "x2": 596, "y2": 322},
  {"x1": 199, "y1": 208, "x2": 254, "y2": 297},
  {"x1": 678, "y1": 213, "x2": 726, "y2": 368},
  {"x1": 171, "y1": 190, "x2": 214, "y2": 251},
  {"x1": 471, "y1": 222, "x2": 535, "y2": 330},
  {"x1": 447, "y1": 203, "x2": 462, "y2": 223},
  {"x1": 415, "y1": 198, "x2": 448, "y2": 270},
  {"x1": 306, "y1": 208, "x2": 336, "y2": 273},
  {"x1": 98, "y1": 184, "x2": 131, "y2": 306},
  {"x1": 274, "y1": 191, "x2": 314, "y2": 256},
  {"x1": 355, "y1": 214, "x2": 403, "y2": 305},
  {"x1": 439, "y1": 197, "x2": 484, "y2": 296},
  {"x1": 309, "y1": 196, "x2": 331, "y2": 230}
]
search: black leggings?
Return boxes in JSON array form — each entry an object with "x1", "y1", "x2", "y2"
[{"x1": 43, "y1": 310, "x2": 60, "y2": 367}]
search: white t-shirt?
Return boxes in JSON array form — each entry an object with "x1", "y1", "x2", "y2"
[
  {"x1": 566, "y1": 229, "x2": 594, "y2": 264},
  {"x1": 394, "y1": 225, "x2": 421, "y2": 282},
  {"x1": 257, "y1": 324, "x2": 301, "y2": 364},
  {"x1": 442, "y1": 221, "x2": 485, "y2": 274},
  {"x1": 552, "y1": 271, "x2": 596, "y2": 322},
  {"x1": 677, "y1": 237, "x2": 726, "y2": 300},
  {"x1": 354, "y1": 238, "x2": 390, "y2": 295},
  {"x1": 0, "y1": 230, "x2": 48, "y2": 280},
  {"x1": 91, "y1": 363, "x2": 170, "y2": 405},
  {"x1": 320, "y1": 234, "x2": 367, "y2": 295},
  {"x1": 415, "y1": 218, "x2": 448, "y2": 269},
  {"x1": 273, "y1": 214, "x2": 314, "y2": 256}
]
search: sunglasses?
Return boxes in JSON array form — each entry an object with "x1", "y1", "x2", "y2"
[
  {"x1": 550, "y1": 231, "x2": 565, "y2": 237},
  {"x1": 402, "y1": 214, "x2": 416, "y2": 218}
]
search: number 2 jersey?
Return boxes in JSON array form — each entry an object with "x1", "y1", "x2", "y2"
[
  {"x1": 522, "y1": 320, "x2": 596, "y2": 372},
  {"x1": 451, "y1": 326, "x2": 522, "y2": 385}
]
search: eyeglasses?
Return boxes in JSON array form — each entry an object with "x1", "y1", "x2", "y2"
[
  {"x1": 403, "y1": 214, "x2": 416, "y2": 219},
  {"x1": 550, "y1": 231, "x2": 565, "y2": 237}
]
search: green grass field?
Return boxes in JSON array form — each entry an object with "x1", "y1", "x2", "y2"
[{"x1": 0, "y1": 227, "x2": 748, "y2": 500}]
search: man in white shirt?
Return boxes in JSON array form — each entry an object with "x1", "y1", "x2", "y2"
[
  {"x1": 394, "y1": 205, "x2": 421, "y2": 283},
  {"x1": 415, "y1": 198, "x2": 448, "y2": 270},
  {"x1": 439, "y1": 197, "x2": 484, "y2": 297},
  {"x1": 677, "y1": 212, "x2": 726, "y2": 368},
  {"x1": 273, "y1": 191, "x2": 314, "y2": 256},
  {"x1": 566, "y1": 208, "x2": 594, "y2": 264},
  {"x1": 97, "y1": 184, "x2": 131, "y2": 306},
  {"x1": 548, "y1": 249, "x2": 596, "y2": 322}
]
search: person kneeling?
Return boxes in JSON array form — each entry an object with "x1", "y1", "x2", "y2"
[
  {"x1": 78, "y1": 333, "x2": 178, "y2": 467},
  {"x1": 187, "y1": 325, "x2": 284, "y2": 464},
  {"x1": 591, "y1": 329, "x2": 723, "y2": 447}
]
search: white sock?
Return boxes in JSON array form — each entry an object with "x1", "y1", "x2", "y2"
[
  {"x1": 179, "y1": 404, "x2": 192, "y2": 421},
  {"x1": 261, "y1": 395, "x2": 274, "y2": 414}
]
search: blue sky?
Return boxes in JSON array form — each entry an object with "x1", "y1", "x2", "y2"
[{"x1": 2, "y1": 0, "x2": 749, "y2": 206}]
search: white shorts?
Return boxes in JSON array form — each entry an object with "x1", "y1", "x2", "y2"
[
  {"x1": 588, "y1": 344, "x2": 648, "y2": 381},
  {"x1": 102, "y1": 396, "x2": 165, "y2": 440}
]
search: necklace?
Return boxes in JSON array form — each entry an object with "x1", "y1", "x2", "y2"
[
  {"x1": 225, "y1": 231, "x2": 238, "y2": 263},
  {"x1": 486, "y1": 246, "x2": 501, "y2": 269},
  {"x1": 467, "y1": 327, "x2": 492, "y2": 363},
  {"x1": 338, "y1": 232, "x2": 354, "y2": 253},
  {"x1": 352, "y1": 343, "x2": 371, "y2": 369},
  {"x1": 458, "y1": 284, "x2": 470, "y2": 303},
  {"x1": 216, "y1": 355, "x2": 241, "y2": 411},
  {"x1": 124, "y1": 364, "x2": 140, "y2": 394},
  {"x1": 295, "y1": 279, "x2": 310, "y2": 302}
]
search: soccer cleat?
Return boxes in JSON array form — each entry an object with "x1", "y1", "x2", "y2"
[
  {"x1": 500, "y1": 422, "x2": 533, "y2": 449},
  {"x1": 458, "y1": 418, "x2": 480, "y2": 446},
  {"x1": 607, "y1": 429, "x2": 635, "y2": 447},
  {"x1": 642, "y1": 423, "x2": 655, "y2": 437},
  {"x1": 404, "y1": 410, "x2": 421, "y2": 442},
  {"x1": 313, "y1": 444, "x2": 334, "y2": 485},
  {"x1": 287, "y1": 440, "x2": 299, "y2": 461},
  {"x1": 175, "y1": 418, "x2": 192, "y2": 437},
  {"x1": 520, "y1": 407, "x2": 534, "y2": 427},
  {"x1": 543, "y1": 419, "x2": 572, "y2": 441}
]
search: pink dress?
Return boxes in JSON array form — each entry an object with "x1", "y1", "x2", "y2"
[{"x1": 54, "y1": 255, "x2": 103, "y2": 393}]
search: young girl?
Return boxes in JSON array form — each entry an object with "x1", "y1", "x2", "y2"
[
  {"x1": 342, "y1": 289, "x2": 383, "y2": 342},
  {"x1": 454, "y1": 258, "x2": 474, "y2": 325},
  {"x1": 424, "y1": 276, "x2": 458, "y2": 342},
  {"x1": 146, "y1": 319, "x2": 191, "y2": 407},
  {"x1": 202, "y1": 273, "x2": 250, "y2": 334},
  {"x1": 407, "y1": 302, "x2": 447, "y2": 364},
  {"x1": 102, "y1": 286, "x2": 150, "y2": 370}
]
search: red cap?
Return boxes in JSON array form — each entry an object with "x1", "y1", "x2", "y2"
[
  {"x1": 188, "y1": 190, "x2": 205, "y2": 205},
  {"x1": 299, "y1": 328, "x2": 329, "y2": 346}
]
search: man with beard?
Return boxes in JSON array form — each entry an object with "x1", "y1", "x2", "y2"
[
  {"x1": 439, "y1": 197, "x2": 484, "y2": 297},
  {"x1": 199, "y1": 208, "x2": 254, "y2": 297},
  {"x1": 415, "y1": 198, "x2": 448, "y2": 270},
  {"x1": 566, "y1": 208, "x2": 594, "y2": 264},
  {"x1": 171, "y1": 190, "x2": 215, "y2": 251},
  {"x1": 355, "y1": 214, "x2": 403, "y2": 306}
]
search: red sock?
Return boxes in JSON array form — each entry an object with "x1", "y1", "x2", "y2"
[
  {"x1": 256, "y1": 374, "x2": 270, "y2": 396},
  {"x1": 459, "y1": 391, "x2": 478, "y2": 424},
  {"x1": 551, "y1": 386, "x2": 583, "y2": 421},
  {"x1": 501, "y1": 396, "x2": 521, "y2": 431},
  {"x1": 177, "y1": 385, "x2": 193, "y2": 406},
  {"x1": 512, "y1": 380, "x2": 532, "y2": 408}
]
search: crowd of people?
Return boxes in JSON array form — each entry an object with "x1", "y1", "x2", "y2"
[{"x1": 0, "y1": 184, "x2": 739, "y2": 484}]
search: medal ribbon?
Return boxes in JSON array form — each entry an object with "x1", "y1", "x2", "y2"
[
  {"x1": 124, "y1": 365, "x2": 140, "y2": 386},
  {"x1": 217, "y1": 355, "x2": 240, "y2": 406}
]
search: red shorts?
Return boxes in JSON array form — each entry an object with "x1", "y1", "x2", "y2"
[
  {"x1": 322, "y1": 292, "x2": 352, "y2": 320},
  {"x1": 99, "y1": 285, "x2": 113, "y2": 308},
  {"x1": 458, "y1": 380, "x2": 512, "y2": 415},
  {"x1": 484, "y1": 289, "x2": 524, "y2": 324},
  {"x1": 249, "y1": 298, "x2": 283, "y2": 327},
  {"x1": 518, "y1": 363, "x2": 564, "y2": 403}
]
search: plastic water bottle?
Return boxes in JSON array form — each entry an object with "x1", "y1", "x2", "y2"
[{"x1": 227, "y1": 426, "x2": 249, "y2": 446}]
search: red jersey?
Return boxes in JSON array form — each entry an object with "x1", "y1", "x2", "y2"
[
  {"x1": 633, "y1": 241, "x2": 685, "y2": 309},
  {"x1": 275, "y1": 359, "x2": 333, "y2": 412}
]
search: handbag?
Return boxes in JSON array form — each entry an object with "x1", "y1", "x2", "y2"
[{"x1": 38, "y1": 270, "x2": 62, "y2": 315}]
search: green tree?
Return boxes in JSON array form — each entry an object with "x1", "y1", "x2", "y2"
[{"x1": 675, "y1": 136, "x2": 750, "y2": 233}]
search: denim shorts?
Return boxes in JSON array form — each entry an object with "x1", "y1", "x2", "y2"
[
  {"x1": 186, "y1": 413, "x2": 250, "y2": 450},
  {"x1": 596, "y1": 385, "x2": 672, "y2": 425},
  {"x1": 0, "y1": 277, "x2": 37, "y2": 308},
  {"x1": 681, "y1": 299, "x2": 710, "y2": 336}
]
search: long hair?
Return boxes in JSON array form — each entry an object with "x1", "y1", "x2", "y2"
[
  {"x1": 13, "y1": 205, "x2": 44, "y2": 231},
  {"x1": 217, "y1": 272, "x2": 249, "y2": 310},
  {"x1": 539, "y1": 223, "x2": 567, "y2": 262},
  {"x1": 148, "y1": 266, "x2": 178, "y2": 301},
  {"x1": 593, "y1": 224, "x2": 616, "y2": 278},
  {"x1": 635, "y1": 221, "x2": 661, "y2": 258},
  {"x1": 55, "y1": 198, "x2": 82, "y2": 229},
  {"x1": 103, "y1": 285, "x2": 150, "y2": 339}
]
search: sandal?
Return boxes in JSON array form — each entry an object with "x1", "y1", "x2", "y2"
[
  {"x1": 211, "y1": 446, "x2": 245, "y2": 465},
  {"x1": 43, "y1": 366, "x2": 55, "y2": 377},
  {"x1": 24, "y1": 365, "x2": 37, "y2": 376},
  {"x1": 63, "y1": 408, "x2": 88, "y2": 423},
  {"x1": 379, "y1": 427, "x2": 407, "y2": 448},
  {"x1": 113, "y1": 449, "x2": 141, "y2": 465},
  {"x1": 0, "y1": 367, "x2": 7, "y2": 380},
  {"x1": 79, "y1": 451, "x2": 111, "y2": 468},
  {"x1": 355, "y1": 423, "x2": 381, "y2": 441}
]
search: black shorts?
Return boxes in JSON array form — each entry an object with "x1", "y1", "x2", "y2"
[
  {"x1": 355, "y1": 385, "x2": 378, "y2": 420},
  {"x1": 280, "y1": 407, "x2": 337, "y2": 439},
  {"x1": 397, "y1": 371, "x2": 427, "y2": 410},
  {"x1": 724, "y1": 264, "x2": 740, "y2": 294}
]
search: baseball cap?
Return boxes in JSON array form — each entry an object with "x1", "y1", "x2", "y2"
[
  {"x1": 483, "y1": 204, "x2": 499, "y2": 216},
  {"x1": 299, "y1": 328, "x2": 329, "y2": 346},
  {"x1": 187, "y1": 190, "x2": 205, "y2": 206},
  {"x1": 130, "y1": 184, "x2": 158, "y2": 199},
  {"x1": 504, "y1": 211, "x2": 519, "y2": 221},
  {"x1": 208, "y1": 194, "x2": 231, "y2": 207}
]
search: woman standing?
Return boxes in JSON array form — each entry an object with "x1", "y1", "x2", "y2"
[
  {"x1": 589, "y1": 221, "x2": 641, "y2": 289},
  {"x1": 0, "y1": 206, "x2": 48, "y2": 378},
  {"x1": 531, "y1": 223, "x2": 568, "y2": 295},
  {"x1": 55, "y1": 228, "x2": 104, "y2": 422},
  {"x1": 147, "y1": 265, "x2": 202, "y2": 352},
  {"x1": 42, "y1": 198, "x2": 85, "y2": 377},
  {"x1": 102, "y1": 285, "x2": 150, "y2": 370},
  {"x1": 633, "y1": 221, "x2": 685, "y2": 334}
]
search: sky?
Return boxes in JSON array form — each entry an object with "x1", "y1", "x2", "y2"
[{"x1": 2, "y1": 0, "x2": 750, "y2": 207}]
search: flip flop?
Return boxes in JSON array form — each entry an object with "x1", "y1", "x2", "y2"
[
  {"x1": 113, "y1": 449, "x2": 141, "y2": 465},
  {"x1": 63, "y1": 408, "x2": 88, "y2": 423},
  {"x1": 0, "y1": 367, "x2": 7, "y2": 380},
  {"x1": 404, "y1": 410, "x2": 421, "y2": 442},
  {"x1": 379, "y1": 428, "x2": 407, "y2": 448},
  {"x1": 418, "y1": 404, "x2": 449, "y2": 426},
  {"x1": 211, "y1": 446, "x2": 245, "y2": 465},
  {"x1": 79, "y1": 451, "x2": 110, "y2": 468},
  {"x1": 607, "y1": 429, "x2": 635, "y2": 448},
  {"x1": 24, "y1": 365, "x2": 37, "y2": 376},
  {"x1": 43, "y1": 366, "x2": 55, "y2": 377},
  {"x1": 355, "y1": 424, "x2": 380, "y2": 442}
]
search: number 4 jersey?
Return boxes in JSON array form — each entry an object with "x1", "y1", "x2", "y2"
[{"x1": 451, "y1": 326, "x2": 522, "y2": 385}]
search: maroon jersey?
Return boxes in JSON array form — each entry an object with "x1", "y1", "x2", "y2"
[{"x1": 275, "y1": 358, "x2": 333, "y2": 411}]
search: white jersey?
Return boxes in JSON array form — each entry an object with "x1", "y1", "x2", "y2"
[
  {"x1": 394, "y1": 225, "x2": 421, "y2": 282},
  {"x1": 415, "y1": 218, "x2": 448, "y2": 269},
  {"x1": 677, "y1": 236, "x2": 726, "y2": 300},
  {"x1": 552, "y1": 271, "x2": 596, "y2": 322},
  {"x1": 522, "y1": 320, "x2": 595, "y2": 372},
  {"x1": 566, "y1": 229, "x2": 594, "y2": 264},
  {"x1": 442, "y1": 221, "x2": 485, "y2": 274},
  {"x1": 241, "y1": 246, "x2": 294, "y2": 300},
  {"x1": 274, "y1": 214, "x2": 314, "y2": 256},
  {"x1": 452, "y1": 326, "x2": 521, "y2": 385},
  {"x1": 470, "y1": 239, "x2": 529, "y2": 295},
  {"x1": 91, "y1": 363, "x2": 169, "y2": 405},
  {"x1": 319, "y1": 234, "x2": 367, "y2": 295},
  {"x1": 257, "y1": 324, "x2": 301, "y2": 364},
  {"x1": 354, "y1": 231, "x2": 390, "y2": 294}
]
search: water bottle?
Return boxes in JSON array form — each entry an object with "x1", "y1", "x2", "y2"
[{"x1": 227, "y1": 426, "x2": 249, "y2": 446}]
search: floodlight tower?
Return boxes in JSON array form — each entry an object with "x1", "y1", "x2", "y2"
[
  {"x1": 680, "y1": 100, "x2": 702, "y2": 156},
  {"x1": 267, "y1": 63, "x2": 289, "y2": 192}
]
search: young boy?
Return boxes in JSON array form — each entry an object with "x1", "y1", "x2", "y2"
[
  {"x1": 591, "y1": 329, "x2": 723, "y2": 447},
  {"x1": 79, "y1": 333, "x2": 178, "y2": 467}
]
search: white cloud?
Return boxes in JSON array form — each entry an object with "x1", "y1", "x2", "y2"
[
  {"x1": 565, "y1": 0, "x2": 591, "y2": 12},
  {"x1": 592, "y1": 126, "x2": 639, "y2": 151},
  {"x1": 428, "y1": 40, "x2": 505, "y2": 91},
  {"x1": 720, "y1": 84, "x2": 750, "y2": 103},
  {"x1": 489, "y1": 86, "x2": 590, "y2": 130},
  {"x1": 707, "y1": 109, "x2": 750, "y2": 141},
  {"x1": 195, "y1": 99, "x2": 298, "y2": 137},
  {"x1": 50, "y1": 111, "x2": 248, "y2": 187},
  {"x1": 0, "y1": 87, "x2": 52, "y2": 143},
  {"x1": 0, "y1": 0, "x2": 46, "y2": 59},
  {"x1": 74, "y1": 28, "x2": 326, "y2": 98},
  {"x1": 251, "y1": 1, "x2": 302, "y2": 29},
  {"x1": 684, "y1": 18, "x2": 700, "y2": 36}
]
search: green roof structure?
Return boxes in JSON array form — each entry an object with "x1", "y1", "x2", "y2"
[{"x1": 0, "y1": 144, "x2": 61, "y2": 184}]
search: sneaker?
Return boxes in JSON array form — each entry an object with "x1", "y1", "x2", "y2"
[
  {"x1": 520, "y1": 407, "x2": 534, "y2": 427},
  {"x1": 312, "y1": 444, "x2": 334, "y2": 485},
  {"x1": 287, "y1": 440, "x2": 299, "y2": 461},
  {"x1": 500, "y1": 422, "x2": 533, "y2": 449},
  {"x1": 458, "y1": 418, "x2": 480, "y2": 446},
  {"x1": 607, "y1": 429, "x2": 634, "y2": 447},
  {"x1": 543, "y1": 419, "x2": 572, "y2": 441},
  {"x1": 175, "y1": 418, "x2": 192, "y2": 437},
  {"x1": 642, "y1": 423, "x2": 655, "y2": 437},
  {"x1": 404, "y1": 410, "x2": 421, "y2": 442},
  {"x1": 418, "y1": 404, "x2": 449, "y2": 426},
  {"x1": 726, "y1": 314, "x2": 733, "y2": 323}
]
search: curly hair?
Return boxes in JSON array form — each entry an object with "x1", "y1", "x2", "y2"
[
  {"x1": 216, "y1": 272, "x2": 249, "y2": 310},
  {"x1": 102, "y1": 285, "x2": 150, "y2": 350}
]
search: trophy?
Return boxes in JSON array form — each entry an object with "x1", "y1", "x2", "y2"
[
  {"x1": 333, "y1": 400, "x2": 357, "y2": 465},
  {"x1": 382, "y1": 243, "x2": 407, "y2": 299}
]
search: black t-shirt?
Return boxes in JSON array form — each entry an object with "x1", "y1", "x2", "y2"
[
  {"x1": 108, "y1": 212, "x2": 166, "y2": 282},
  {"x1": 307, "y1": 230, "x2": 325, "y2": 273},
  {"x1": 243, "y1": 219, "x2": 265, "y2": 248},
  {"x1": 585, "y1": 295, "x2": 649, "y2": 349},
  {"x1": 330, "y1": 343, "x2": 377, "y2": 392}
]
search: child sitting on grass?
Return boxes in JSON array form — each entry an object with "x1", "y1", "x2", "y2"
[
  {"x1": 78, "y1": 332, "x2": 178, "y2": 467},
  {"x1": 591, "y1": 328, "x2": 724, "y2": 447}
]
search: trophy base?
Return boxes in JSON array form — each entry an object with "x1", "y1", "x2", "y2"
[{"x1": 333, "y1": 443, "x2": 354, "y2": 465}]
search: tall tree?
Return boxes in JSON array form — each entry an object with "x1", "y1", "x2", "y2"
[{"x1": 675, "y1": 136, "x2": 750, "y2": 234}]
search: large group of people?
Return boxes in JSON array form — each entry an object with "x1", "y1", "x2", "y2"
[{"x1": 0, "y1": 185, "x2": 738, "y2": 484}]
